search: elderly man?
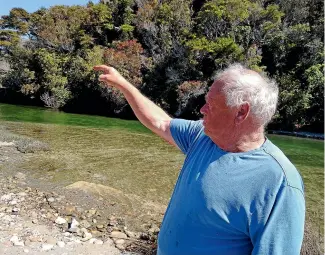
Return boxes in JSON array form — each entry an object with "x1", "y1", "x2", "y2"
[{"x1": 94, "y1": 64, "x2": 305, "y2": 255}]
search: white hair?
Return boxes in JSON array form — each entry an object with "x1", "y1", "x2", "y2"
[{"x1": 214, "y1": 63, "x2": 279, "y2": 126}]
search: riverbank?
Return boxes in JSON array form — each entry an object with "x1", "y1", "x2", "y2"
[
  {"x1": 0, "y1": 133, "x2": 159, "y2": 255},
  {"x1": 268, "y1": 130, "x2": 324, "y2": 140}
]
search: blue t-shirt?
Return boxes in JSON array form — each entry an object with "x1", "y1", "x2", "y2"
[{"x1": 158, "y1": 119, "x2": 305, "y2": 255}]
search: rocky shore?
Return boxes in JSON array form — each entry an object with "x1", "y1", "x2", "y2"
[{"x1": 0, "y1": 136, "x2": 159, "y2": 255}]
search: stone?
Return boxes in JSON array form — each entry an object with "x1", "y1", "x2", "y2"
[
  {"x1": 88, "y1": 238, "x2": 97, "y2": 244},
  {"x1": 69, "y1": 218, "x2": 79, "y2": 228},
  {"x1": 108, "y1": 217, "x2": 118, "y2": 226},
  {"x1": 29, "y1": 236, "x2": 42, "y2": 242},
  {"x1": 45, "y1": 236, "x2": 57, "y2": 245},
  {"x1": 57, "y1": 241, "x2": 65, "y2": 248},
  {"x1": 148, "y1": 226, "x2": 160, "y2": 234},
  {"x1": 110, "y1": 231, "x2": 127, "y2": 239},
  {"x1": 30, "y1": 211, "x2": 38, "y2": 218},
  {"x1": 32, "y1": 219, "x2": 38, "y2": 224},
  {"x1": 1, "y1": 194, "x2": 12, "y2": 201},
  {"x1": 82, "y1": 232, "x2": 92, "y2": 241},
  {"x1": 23, "y1": 249, "x2": 29, "y2": 253},
  {"x1": 96, "y1": 224, "x2": 104, "y2": 230},
  {"x1": 9, "y1": 200, "x2": 17, "y2": 205},
  {"x1": 114, "y1": 239, "x2": 125, "y2": 245},
  {"x1": 41, "y1": 243, "x2": 54, "y2": 251},
  {"x1": 63, "y1": 206, "x2": 76, "y2": 215},
  {"x1": 55, "y1": 216, "x2": 67, "y2": 225},
  {"x1": 14, "y1": 172, "x2": 26, "y2": 180},
  {"x1": 88, "y1": 209, "x2": 97, "y2": 216},
  {"x1": 10, "y1": 235, "x2": 24, "y2": 246},
  {"x1": 76, "y1": 228, "x2": 83, "y2": 237},
  {"x1": 116, "y1": 243, "x2": 125, "y2": 250},
  {"x1": 125, "y1": 230, "x2": 140, "y2": 239},
  {"x1": 67, "y1": 227, "x2": 79, "y2": 233},
  {"x1": 24, "y1": 240, "x2": 31, "y2": 246},
  {"x1": 18, "y1": 192, "x2": 27, "y2": 197},
  {"x1": 47, "y1": 197, "x2": 55, "y2": 203},
  {"x1": 92, "y1": 218, "x2": 97, "y2": 224},
  {"x1": 5, "y1": 207, "x2": 12, "y2": 213},
  {"x1": 80, "y1": 220, "x2": 91, "y2": 228},
  {"x1": 10, "y1": 235, "x2": 19, "y2": 243},
  {"x1": 104, "y1": 238, "x2": 114, "y2": 246},
  {"x1": 46, "y1": 212, "x2": 56, "y2": 221},
  {"x1": 94, "y1": 239, "x2": 103, "y2": 245}
]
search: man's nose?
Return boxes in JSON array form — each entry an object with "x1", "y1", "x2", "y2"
[{"x1": 200, "y1": 104, "x2": 207, "y2": 115}]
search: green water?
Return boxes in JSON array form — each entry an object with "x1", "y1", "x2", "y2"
[
  {"x1": 0, "y1": 103, "x2": 323, "y2": 230},
  {"x1": 0, "y1": 103, "x2": 184, "y2": 205}
]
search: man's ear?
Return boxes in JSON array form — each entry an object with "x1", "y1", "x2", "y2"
[{"x1": 235, "y1": 103, "x2": 250, "y2": 125}]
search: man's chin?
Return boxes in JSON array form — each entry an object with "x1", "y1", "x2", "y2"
[{"x1": 203, "y1": 126, "x2": 210, "y2": 135}]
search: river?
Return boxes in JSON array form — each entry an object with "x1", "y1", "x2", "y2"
[{"x1": 0, "y1": 103, "x2": 323, "y2": 233}]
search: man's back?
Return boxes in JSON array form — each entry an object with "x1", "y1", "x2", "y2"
[{"x1": 158, "y1": 119, "x2": 305, "y2": 255}]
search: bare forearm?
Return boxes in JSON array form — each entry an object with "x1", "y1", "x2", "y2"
[{"x1": 120, "y1": 82, "x2": 174, "y2": 144}]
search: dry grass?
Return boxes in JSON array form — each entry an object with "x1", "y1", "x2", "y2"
[{"x1": 301, "y1": 216, "x2": 323, "y2": 255}]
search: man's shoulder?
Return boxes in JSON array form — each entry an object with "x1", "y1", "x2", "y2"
[{"x1": 262, "y1": 139, "x2": 304, "y2": 193}]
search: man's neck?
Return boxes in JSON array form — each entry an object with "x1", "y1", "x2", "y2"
[{"x1": 211, "y1": 127, "x2": 266, "y2": 153}]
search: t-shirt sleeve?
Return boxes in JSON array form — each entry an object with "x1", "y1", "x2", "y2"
[
  {"x1": 170, "y1": 119, "x2": 203, "y2": 155},
  {"x1": 250, "y1": 185, "x2": 305, "y2": 255}
]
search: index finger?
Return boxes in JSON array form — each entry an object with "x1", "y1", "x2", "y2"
[{"x1": 93, "y1": 65, "x2": 111, "y2": 73}]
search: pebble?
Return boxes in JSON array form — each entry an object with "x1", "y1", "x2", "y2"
[
  {"x1": 125, "y1": 230, "x2": 140, "y2": 239},
  {"x1": 114, "y1": 239, "x2": 125, "y2": 245},
  {"x1": 63, "y1": 205, "x2": 76, "y2": 215},
  {"x1": 47, "y1": 197, "x2": 55, "y2": 203},
  {"x1": 14, "y1": 172, "x2": 26, "y2": 180},
  {"x1": 29, "y1": 236, "x2": 42, "y2": 242},
  {"x1": 9, "y1": 200, "x2": 17, "y2": 205},
  {"x1": 41, "y1": 243, "x2": 54, "y2": 251},
  {"x1": 88, "y1": 238, "x2": 97, "y2": 244},
  {"x1": 82, "y1": 232, "x2": 92, "y2": 241},
  {"x1": 97, "y1": 224, "x2": 104, "y2": 229},
  {"x1": 67, "y1": 227, "x2": 78, "y2": 233},
  {"x1": 23, "y1": 248, "x2": 29, "y2": 253},
  {"x1": 80, "y1": 220, "x2": 91, "y2": 228},
  {"x1": 88, "y1": 209, "x2": 97, "y2": 216},
  {"x1": 94, "y1": 239, "x2": 103, "y2": 245},
  {"x1": 148, "y1": 225, "x2": 160, "y2": 234},
  {"x1": 110, "y1": 231, "x2": 127, "y2": 239},
  {"x1": 104, "y1": 238, "x2": 114, "y2": 246},
  {"x1": 3, "y1": 215, "x2": 12, "y2": 222},
  {"x1": 55, "y1": 216, "x2": 67, "y2": 225},
  {"x1": 57, "y1": 241, "x2": 65, "y2": 247},
  {"x1": 45, "y1": 236, "x2": 57, "y2": 245},
  {"x1": 10, "y1": 235, "x2": 24, "y2": 246},
  {"x1": 1, "y1": 194, "x2": 12, "y2": 201},
  {"x1": 116, "y1": 243, "x2": 125, "y2": 250},
  {"x1": 69, "y1": 218, "x2": 79, "y2": 228}
]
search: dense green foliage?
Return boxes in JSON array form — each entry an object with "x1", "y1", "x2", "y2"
[{"x1": 0, "y1": 0, "x2": 323, "y2": 131}]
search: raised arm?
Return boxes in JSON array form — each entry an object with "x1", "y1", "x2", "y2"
[{"x1": 94, "y1": 65, "x2": 176, "y2": 146}]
